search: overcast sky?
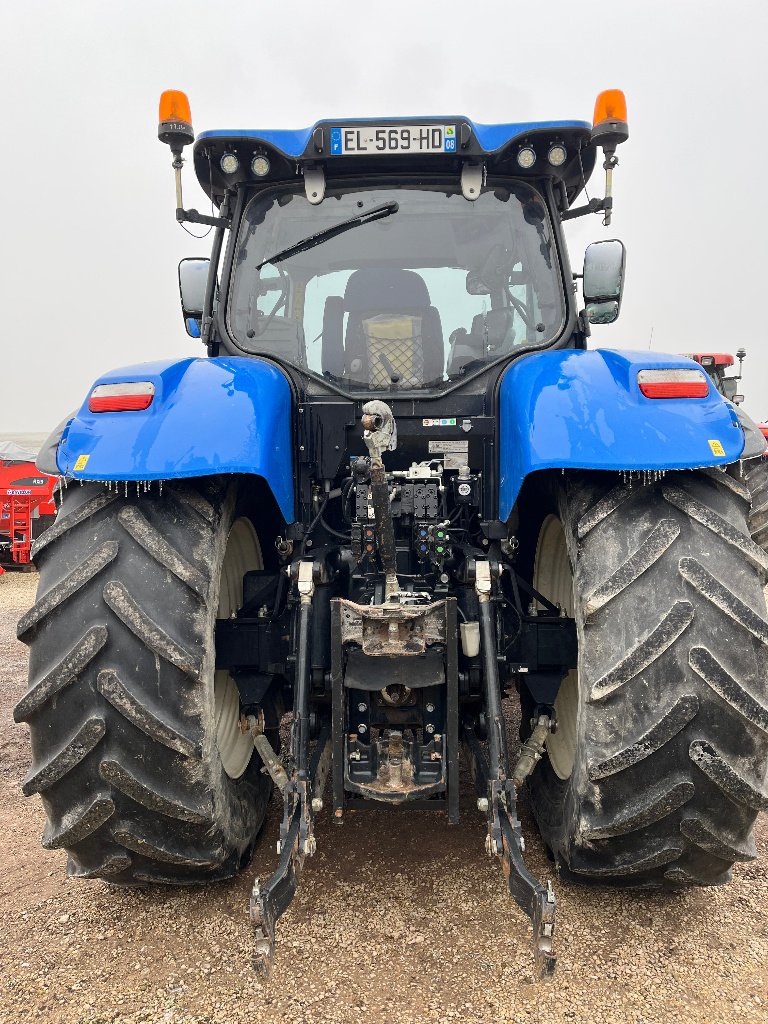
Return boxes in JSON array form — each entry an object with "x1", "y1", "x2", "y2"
[{"x1": 2, "y1": 0, "x2": 766, "y2": 430}]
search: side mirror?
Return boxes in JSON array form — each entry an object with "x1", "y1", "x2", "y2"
[
  {"x1": 583, "y1": 239, "x2": 625, "y2": 325},
  {"x1": 178, "y1": 257, "x2": 210, "y2": 337},
  {"x1": 721, "y1": 378, "x2": 744, "y2": 404}
]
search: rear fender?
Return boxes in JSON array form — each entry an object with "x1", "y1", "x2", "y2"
[
  {"x1": 499, "y1": 349, "x2": 746, "y2": 520},
  {"x1": 56, "y1": 357, "x2": 295, "y2": 523}
]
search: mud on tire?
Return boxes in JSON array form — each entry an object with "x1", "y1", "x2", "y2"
[
  {"x1": 14, "y1": 478, "x2": 276, "y2": 885},
  {"x1": 526, "y1": 468, "x2": 768, "y2": 887}
]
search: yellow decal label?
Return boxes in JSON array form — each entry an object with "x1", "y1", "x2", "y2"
[
  {"x1": 73, "y1": 454, "x2": 90, "y2": 472},
  {"x1": 708, "y1": 440, "x2": 726, "y2": 457}
]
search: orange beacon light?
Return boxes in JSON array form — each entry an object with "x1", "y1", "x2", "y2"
[
  {"x1": 592, "y1": 89, "x2": 629, "y2": 148},
  {"x1": 158, "y1": 90, "x2": 194, "y2": 153}
]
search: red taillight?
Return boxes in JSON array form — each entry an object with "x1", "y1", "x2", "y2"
[
  {"x1": 638, "y1": 369, "x2": 709, "y2": 399},
  {"x1": 760, "y1": 425, "x2": 768, "y2": 441},
  {"x1": 640, "y1": 382, "x2": 710, "y2": 399},
  {"x1": 88, "y1": 382, "x2": 155, "y2": 413}
]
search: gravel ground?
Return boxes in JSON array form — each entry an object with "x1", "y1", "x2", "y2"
[{"x1": 1, "y1": 571, "x2": 766, "y2": 1024}]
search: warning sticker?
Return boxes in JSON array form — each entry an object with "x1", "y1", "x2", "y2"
[
  {"x1": 428, "y1": 440, "x2": 469, "y2": 455},
  {"x1": 73, "y1": 454, "x2": 90, "y2": 472},
  {"x1": 708, "y1": 439, "x2": 726, "y2": 457},
  {"x1": 429, "y1": 439, "x2": 469, "y2": 470},
  {"x1": 423, "y1": 418, "x2": 457, "y2": 427}
]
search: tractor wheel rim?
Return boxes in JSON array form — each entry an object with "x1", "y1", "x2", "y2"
[
  {"x1": 533, "y1": 514, "x2": 578, "y2": 781},
  {"x1": 214, "y1": 517, "x2": 262, "y2": 780}
]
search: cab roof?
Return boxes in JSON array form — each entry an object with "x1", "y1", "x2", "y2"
[
  {"x1": 684, "y1": 353, "x2": 736, "y2": 368},
  {"x1": 192, "y1": 116, "x2": 596, "y2": 207}
]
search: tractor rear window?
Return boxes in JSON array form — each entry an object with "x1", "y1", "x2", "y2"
[{"x1": 227, "y1": 183, "x2": 564, "y2": 391}]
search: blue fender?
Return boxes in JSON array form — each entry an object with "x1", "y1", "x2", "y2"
[
  {"x1": 498, "y1": 349, "x2": 745, "y2": 520},
  {"x1": 57, "y1": 357, "x2": 295, "y2": 523}
]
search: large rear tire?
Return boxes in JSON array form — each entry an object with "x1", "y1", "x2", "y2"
[
  {"x1": 526, "y1": 469, "x2": 768, "y2": 887},
  {"x1": 14, "y1": 478, "x2": 277, "y2": 884},
  {"x1": 744, "y1": 456, "x2": 768, "y2": 552}
]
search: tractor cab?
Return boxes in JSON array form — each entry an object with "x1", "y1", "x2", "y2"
[
  {"x1": 166, "y1": 97, "x2": 629, "y2": 389},
  {"x1": 223, "y1": 183, "x2": 566, "y2": 389}
]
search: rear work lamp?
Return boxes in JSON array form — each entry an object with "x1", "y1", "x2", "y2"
[
  {"x1": 637, "y1": 369, "x2": 709, "y2": 399},
  {"x1": 89, "y1": 382, "x2": 155, "y2": 413}
]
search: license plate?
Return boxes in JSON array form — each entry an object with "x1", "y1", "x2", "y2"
[{"x1": 330, "y1": 124, "x2": 457, "y2": 156}]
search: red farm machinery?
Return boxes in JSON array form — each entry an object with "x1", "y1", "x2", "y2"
[
  {"x1": 683, "y1": 350, "x2": 767, "y2": 550},
  {"x1": 683, "y1": 349, "x2": 767, "y2": 447},
  {"x1": 0, "y1": 442, "x2": 59, "y2": 572}
]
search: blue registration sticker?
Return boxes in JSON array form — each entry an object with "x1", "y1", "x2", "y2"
[{"x1": 444, "y1": 126, "x2": 456, "y2": 152}]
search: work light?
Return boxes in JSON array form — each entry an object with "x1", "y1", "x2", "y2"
[
  {"x1": 516, "y1": 147, "x2": 536, "y2": 169},
  {"x1": 547, "y1": 144, "x2": 567, "y2": 167},
  {"x1": 220, "y1": 152, "x2": 240, "y2": 175}
]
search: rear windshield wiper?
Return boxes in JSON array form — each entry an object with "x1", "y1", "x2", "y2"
[{"x1": 256, "y1": 201, "x2": 399, "y2": 270}]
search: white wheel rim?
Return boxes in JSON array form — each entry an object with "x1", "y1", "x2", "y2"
[
  {"x1": 533, "y1": 515, "x2": 578, "y2": 780},
  {"x1": 214, "y1": 517, "x2": 263, "y2": 779}
]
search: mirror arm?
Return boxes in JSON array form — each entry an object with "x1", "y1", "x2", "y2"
[
  {"x1": 560, "y1": 196, "x2": 612, "y2": 222},
  {"x1": 177, "y1": 207, "x2": 229, "y2": 228},
  {"x1": 200, "y1": 193, "x2": 232, "y2": 349},
  {"x1": 561, "y1": 147, "x2": 619, "y2": 224},
  {"x1": 577, "y1": 310, "x2": 592, "y2": 339}
]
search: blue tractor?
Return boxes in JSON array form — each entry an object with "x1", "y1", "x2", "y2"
[{"x1": 16, "y1": 90, "x2": 768, "y2": 978}]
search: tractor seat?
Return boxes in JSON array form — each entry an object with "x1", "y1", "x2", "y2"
[{"x1": 321, "y1": 269, "x2": 444, "y2": 386}]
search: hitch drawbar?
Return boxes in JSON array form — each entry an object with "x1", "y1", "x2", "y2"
[{"x1": 247, "y1": 533, "x2": 556, "y2": 977}]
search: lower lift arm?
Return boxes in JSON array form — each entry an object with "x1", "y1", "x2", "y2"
[
  {"x1": 249, "y1": 561, "x2": 331, "y2": 976},
  {"x1": 468, "y1": 560, "x2": 557, "y2": 978}
]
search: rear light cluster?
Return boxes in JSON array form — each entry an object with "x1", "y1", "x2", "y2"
[
  {"x1": 760, "y1": 425, "x2": 768, "y2": 441},
  {"x1": 638, "y1": 369, "x2": 709, "y2": 399},
  {"x1": 88, "y1": 382, "x2": 155, "y2": 413}
]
